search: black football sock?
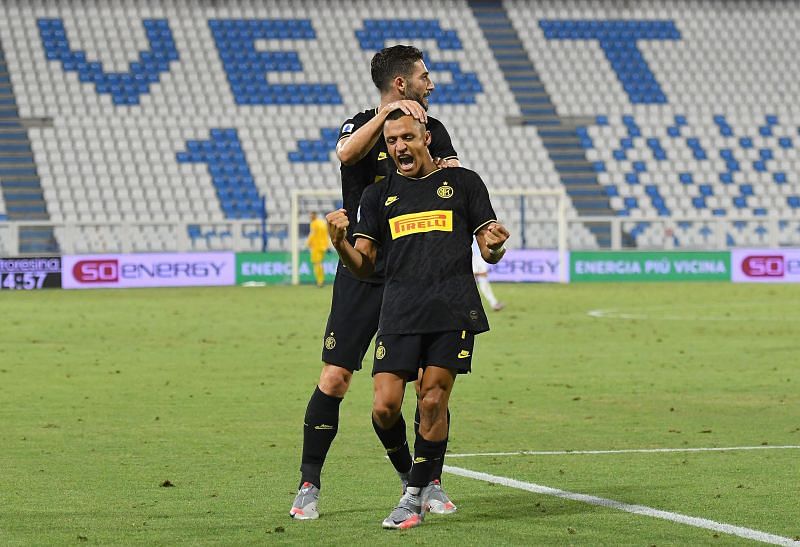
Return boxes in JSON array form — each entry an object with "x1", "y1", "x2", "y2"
[
  {"x1": 299, "y1": 386, "x2": 343, "y2": 489},
  {"x1": 372, "y1": 415, "x2": 413, "y2": 474},
  {"x1": 407, "y1": 434, "x2": 448, "y2": 490},
  {"x1": 415, "y1": 405, "x2": 450, "y2": 482}
]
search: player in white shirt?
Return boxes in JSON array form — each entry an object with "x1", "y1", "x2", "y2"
[{"x1": 472, "y1": 241, "x2": 504, "y2": 311}]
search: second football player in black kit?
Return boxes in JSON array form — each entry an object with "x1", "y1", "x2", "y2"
[
  {"x1": 290, "y1": 45, "x2": 460, "y2": 520},
  {"x1": 327, "y1": 110, "x2": 510, "y2": 529}
]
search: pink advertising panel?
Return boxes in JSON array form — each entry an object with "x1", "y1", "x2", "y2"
[
  {"x1": 62, "y1": 252, "x2": 235, "y2": 289},
  {"x1": 731, "y1": 249, "x2": 800, "y2": 283}
]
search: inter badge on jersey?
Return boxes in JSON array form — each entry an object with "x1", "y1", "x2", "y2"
[
  {"x1": 437, "y1": 181, "x2": 453, "y2": 199},
  {"x1": 325, "y1": 332, "x2": 336, "y2": 350}
]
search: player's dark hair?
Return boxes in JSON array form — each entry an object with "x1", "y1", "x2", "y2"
[
  {"x1": 384, "y1": 108, "x2": 427, "y2": 131},
  {"x1": 385, "y1": 109, "x2": 407, "y2": 121},
  {"x1": 371, "y1": 45, "x2": 424, "y2": 92}
]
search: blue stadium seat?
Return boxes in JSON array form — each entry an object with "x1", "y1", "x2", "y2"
[
  {"x1": 177, "y1": 129, "x2": 261, "y2": 220},
  {"x1": 38, "y1": 18, "x2": 178, "y2": 104}
]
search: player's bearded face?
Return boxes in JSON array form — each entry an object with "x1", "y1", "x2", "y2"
[
  {"x1": 403, "y1": 60, "x2": 434, "y2": 111},
  {"x1": 385, "y1": 116, "x2": 433, "y2": 178}
]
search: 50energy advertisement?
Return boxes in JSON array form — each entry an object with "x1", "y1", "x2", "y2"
[
  {"x1": 732, "y1": 249, "x2": 800, "y2": 283},
  {"x1": 62, "y1": 253, "x2": 235, "y2": 289}
]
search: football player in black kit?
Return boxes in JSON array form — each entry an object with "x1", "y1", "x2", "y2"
[
  {"x1": 326, "y1": 110, "x2": 510, "y2": 529},
  {"x1": 290, "y1": 45, "x2": 460, "y2": 520}
]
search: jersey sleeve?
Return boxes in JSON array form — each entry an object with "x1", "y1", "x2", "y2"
[
  {"x1": 338, "y1": 112, "x2": 368, "y2": 142},
  {"x1": 465, "y1": 171, "x2": 498, "y2": 234},
  {"x1": 427, "y1": 118, "x2": 458, "y2": 161},
  {"x1": 353, "y1": 183, "x2": 383, "y2": 244}
]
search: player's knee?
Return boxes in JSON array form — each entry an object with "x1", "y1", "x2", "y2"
[
  {"x1": 318, "y1": 365, "x2": 352, "y2": 397},
  {"x1": 372, "y1": 398, "x2": 402, "y2": 427},
  {"x1": 418, "y1": 387, "x2": 447, "y2": 418}
]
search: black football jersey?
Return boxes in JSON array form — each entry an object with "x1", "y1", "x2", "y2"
[
  {"x1": 354, "y1": 167, "x2": 497, "y2": 335},
  {"x1": 337, "y1": 108, "x2": 457, "y2": 283}
]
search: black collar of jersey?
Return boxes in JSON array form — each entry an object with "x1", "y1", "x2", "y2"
[{"x1": 394, "y1": 167, "x2": 443, "y2": 180}]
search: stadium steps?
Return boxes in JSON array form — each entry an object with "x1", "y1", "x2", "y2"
[
  {"x1": 0, "y1": 39, "x2": 59, "y2": 255},
  {"x1": 468, "y1": 0, "x2": 616, "y2": 247}
]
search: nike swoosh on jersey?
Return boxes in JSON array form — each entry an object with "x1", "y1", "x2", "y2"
[
  {"x1": 457, "y1": 350, "x2": 471, "y2": 359},
  {"x1": 384, "y1": 196, "x2": 399, "y2": 206},
  {"x1": 377, "y1": 152, "x2": 387, "y2": 160}
]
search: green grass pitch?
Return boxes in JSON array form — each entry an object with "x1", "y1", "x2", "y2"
[{"x1": 1, "y1": 283, "x2": 799, "y2": 545}]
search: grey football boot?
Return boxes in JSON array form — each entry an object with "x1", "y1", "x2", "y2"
[{"x1": 289, "y1": 481, "x2": 320, "y2": 520}]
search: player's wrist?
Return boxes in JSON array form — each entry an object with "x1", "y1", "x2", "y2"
[
  {"x1": 379, "y1": 104, "x2": 394, "y2": 118},
  {"x1": 487, "y1": 246, "x2": 506, "y2": 262}
]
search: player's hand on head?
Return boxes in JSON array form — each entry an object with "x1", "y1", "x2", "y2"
[
  {"x1": 326, "y1": 209, "x2": 349, "y2": 246},
  {"x1": 383, "y1": 100, "x2": 427, "y2": 124},
  {"x1": 434, "y1": 157, "x2": 461, "y2": 169}
]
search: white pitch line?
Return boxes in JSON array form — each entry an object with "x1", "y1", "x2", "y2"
[
  {"x1": 587, "y1": 308, "x2": 748, "y2": 321},
  {"x1": 444, "y1": 465, "x2": 798, "y2": 546},
  {"x1": 586, "y1": 308, "x2": 794, "y2": 322},
  {"x1": 446, "y1": 445, "x2": 800, "y2": 458}
]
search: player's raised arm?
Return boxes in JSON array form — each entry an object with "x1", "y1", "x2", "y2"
[
  {"x1": 326, "y1": 209, "x2": 377, "y2": 278},
  {"x1": 336, "y1": 101, "x2": 427, "y2": 165},
  {"x1": 476, "y1": 222, "x2": 510, "y2": 264}
]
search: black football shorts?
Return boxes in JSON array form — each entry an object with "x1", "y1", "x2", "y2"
[
  {"x1": 372, "y1": 330, "x2": 476, "y2": 380},
  {"x1": 320, "y1": 271, "x2": 383, "y2": 371}
]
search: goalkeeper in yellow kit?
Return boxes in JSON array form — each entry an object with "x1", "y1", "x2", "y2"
[{"x1": 307, "y1": 212, "x2": 330, "y2": 287}]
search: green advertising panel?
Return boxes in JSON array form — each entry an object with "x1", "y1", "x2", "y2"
[
  {"x1": 236, "y1": 252, "x2": 338, "y2": 285},
  {"x1": 570, "y1": 251, "x2": 731, "y2": 282}
]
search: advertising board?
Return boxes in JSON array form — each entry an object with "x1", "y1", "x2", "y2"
[
  {"x1": 62, "y1": 253, "x2": 235, "y2": 289},
  {"x1": 0, "y1": 257, "x2": 62, "y2": 290},
  {"x1": 570, "y1": 251, "x2": 730, "y2": 282},
  {"x1": 487, "y1": 250, "x2": 564, "y2": 283},
  {"x1": 237, "y1": 251, "x2": 338, "y2": 285},
  {"x1": 731, "y1": 249, "x2": 800, "y2": 283}
]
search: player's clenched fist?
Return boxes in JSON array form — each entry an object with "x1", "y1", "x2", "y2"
[
  {"x1": 484, "y1": 222, "x2": 510, "y2": 250},
  {"x1": 326, "y1": 208, "x2": 350, "y2": 247}
]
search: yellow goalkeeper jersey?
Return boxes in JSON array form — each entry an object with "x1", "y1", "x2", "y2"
[{"x1": 307, "y1": 217, "x2": 329, "y2": 251}]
